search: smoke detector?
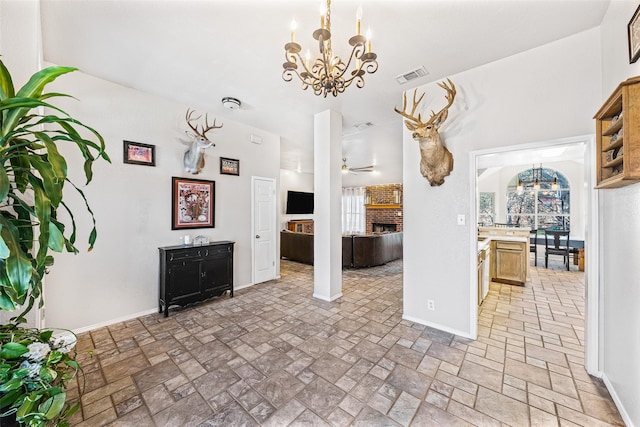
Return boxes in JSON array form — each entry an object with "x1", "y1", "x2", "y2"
[{"x1": 222, "y1": 97, "x2": 241, "y2": 110}]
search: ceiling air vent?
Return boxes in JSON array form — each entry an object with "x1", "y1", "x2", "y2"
[{"x1": 395, "y1": 66, "x2": 428, "y2": 85}]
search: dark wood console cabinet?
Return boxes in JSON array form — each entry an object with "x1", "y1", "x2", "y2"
[{"x1": 158, "y1": 241, "x2": 234, "y2": 317}]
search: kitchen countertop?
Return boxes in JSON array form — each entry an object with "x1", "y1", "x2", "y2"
[{"x1": 477, "y1": 235, "x2": 528, "y2": 252}]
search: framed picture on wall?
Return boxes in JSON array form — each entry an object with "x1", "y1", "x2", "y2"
[
  {"x1": 123, "y1": 140, "x2": 155, "y2": 166},
  {"x1": 171, "y1": 177, "x2": 215, "y2": 229},
  {"x1": 629, "y1": 4, "x2": 640, "y2": 63},
  {"x1": 220, "y1": 157, "x2": 240, "y2": 176}
]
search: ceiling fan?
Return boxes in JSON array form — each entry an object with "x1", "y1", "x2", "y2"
[{"x1": 342, "y1": 158, "x2": 374, "y2": 174}]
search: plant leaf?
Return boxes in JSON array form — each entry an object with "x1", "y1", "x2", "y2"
[
  {"x1": 0, "y1": 342, "x2": 28, "y2": 360},
  {"x1": 0, "y1": 290, "x2": 15, "y2": 310},
  {"x1": 38, "y1": 330, "x2": 53, "y2": 342},
  {"x1": 48, "y1": 223, "x2": 65, "y2": 253},
  {"x1": 42, "y1": 392, "x2": 66, "y2": 420},
  {"x1": 0, "y1": 225, "x2": 10, "y2": 259},
  {"x1": 0, "y1": 165, "x2": 9, "y2": 204},
  {"x1": 40, "y1": 135, "x2": 68, "y2": 180},
  {"x1": 0, "y1": 216, "x2": 32, "y2": 300},
  {"x1": 2, "y1": 65, "x2": 76, "y2": 136},
  {"x1": 0, "y1": 377, "x2": 24, "y2": 392},
  {"x1": 0, "y1": 60, "x2": 15, "y2": 100},
  {"x1": 16, "y1": 392, "x2": 40, "y2": 419},
  {"x1": 0, "y1": 388, "x2": 21, "y2": 410}
]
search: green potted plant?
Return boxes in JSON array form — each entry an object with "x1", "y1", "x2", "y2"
[{"x1": 0, "y1": 59, "x2": 109, "y2": 426}]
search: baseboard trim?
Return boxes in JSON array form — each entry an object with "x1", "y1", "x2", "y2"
[
  {"x1": 312, "y1": 292, "x2": 343, "y2": 302},
  {"x1": 601, "y1": 372, "x2": 635, "y2": 427},
  {"x1": 72, "y1": 308, "x2": 158, "y2": 335},
  {"x1": 402, "y1": 314, "x2": 474, "y2": 339},
  {"x1": 235, "y1": 282, "x2": 255, "y2": 291}
]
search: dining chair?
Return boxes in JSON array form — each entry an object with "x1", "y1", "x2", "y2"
[
  {"x1": 544, "y1": 230, "x2": 570, "y2": 270},
  {"x1": 530, "y1": 229, "x2": 538, "y2": 266}
]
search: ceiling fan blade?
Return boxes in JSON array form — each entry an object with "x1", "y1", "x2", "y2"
[{"x1": 351, "y1": 165, "x2": 374, "y2": 172}]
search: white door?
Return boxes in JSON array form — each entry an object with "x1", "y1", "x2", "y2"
[{"x1": 252, "y1": 177, "x2": 276, "y2": 284}]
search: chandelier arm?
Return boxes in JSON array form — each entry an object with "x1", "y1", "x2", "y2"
[
  {"x1": 291, "y1": 50, "x2": 314, "y2": 78},
  {"x1": 283, "y1": 65, "x2": 312, "y2": 89},
  {"x1": 338, "y1": 43, "x2": 365, "y2": 79},
  {"x1": 363, "y1": 60, "x2": 379, "y2": 74}
]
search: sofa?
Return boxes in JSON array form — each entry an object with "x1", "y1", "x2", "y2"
[{"x1": 280, "y1": 230, "x2": 403, "y2": 268}]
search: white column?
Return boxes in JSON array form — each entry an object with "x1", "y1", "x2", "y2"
[{"x1": 313, "y1": 110, "x2": 343, "y2": 301}]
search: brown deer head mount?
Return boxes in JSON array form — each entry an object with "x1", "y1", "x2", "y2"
[
  {"x1": 183, "y1": 108, "x2": 223, "y2": 174},
  {"x1": 394, "y1": 79, "x2": 457, "y2": 186}
]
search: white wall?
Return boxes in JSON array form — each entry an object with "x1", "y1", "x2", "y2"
[
  {"x1": 598, "y1": 2, "x2": 640, "y2": 426},
  {"x1": 41, "y1": 70, "x2": 280, "y2": 331},
  {"x1": 402, "y1": 28, "x2": 601, "y2": 336},
  {"x1": 0, "y1": 0, "x2": 43, "y2": 327},
  {"x1": 478, "y1": 160, "x2": 586, "y2": 239},
  {"x1": 0, "y1": 0, "x2": 40, "y2": 83},
  {"x1": 279, "y1": 169, "x2": 314, "y2": 229}
]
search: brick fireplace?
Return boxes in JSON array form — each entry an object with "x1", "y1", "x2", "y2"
[{"x1": 365, "y1": 183, "x2": 403, "y2": 234}]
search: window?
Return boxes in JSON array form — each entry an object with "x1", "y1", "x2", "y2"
[
  {"x1": 506, "y1": 168, "x2": 570, "y2": 230},
  {"x1": 479, "y1": 192, "x2": 495, "y2": 226},
  {"x1": 342, "y1": 187, "x2": 366, "y2": 234}
]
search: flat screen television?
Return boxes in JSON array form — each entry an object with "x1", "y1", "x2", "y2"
[{"x1": 286, "y1": 190, "x2": 314, "y2": 214}]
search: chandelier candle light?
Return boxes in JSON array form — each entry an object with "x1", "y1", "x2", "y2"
[{"x1": 282, "y1": 0, "x2": 378, "y2": 97}]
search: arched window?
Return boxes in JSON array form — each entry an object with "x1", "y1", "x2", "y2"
[{"x1": 506, "y1": 167, "x2": 570, "y2": 230}]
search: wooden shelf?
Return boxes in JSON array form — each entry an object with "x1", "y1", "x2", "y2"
[
  {"x1": 287, "y1": 220, "x2": 313, "y2": 233},
  {"x1": 603, "y1": 116, "x2": 623, "y2": 136},
  {"x1": 603, "y1": 137, "x2": 623, "y2": 151},
  {"x1": 603, "y1": 156, "x2": 624, "y2": 168},
  {"x1": 594, "y1": 75, "x2": 640, "y2": 188},
  {"x1": 365, "y1": 204, "x2": 402, "y2": 209}
]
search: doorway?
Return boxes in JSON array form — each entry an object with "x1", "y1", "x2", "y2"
[{"x1": 469, "y1": 134, "x2": 601, "y2": 375}]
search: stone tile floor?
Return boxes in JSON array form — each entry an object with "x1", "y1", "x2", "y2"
[{"x1": 66, "y1": 257, "x2": 625, "y2": 426}]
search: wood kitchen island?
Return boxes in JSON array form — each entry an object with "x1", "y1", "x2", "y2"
[{"x1": 478, "y1": 226, "x2": 530, "y2": 286}]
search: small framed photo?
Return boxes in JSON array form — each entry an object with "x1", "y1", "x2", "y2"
[
  {"x1": 172, "y1": 177, "x2": 215, "y2": 230},
  {"x1": 123, "y1": 140, "x2": 155, "y2": 166},
  {"x1": 629, "y1": 5, "x2": 640, "y2": 63},
  {"x1": 220, "y1": 157, "x2": 240, "y2": 176}
]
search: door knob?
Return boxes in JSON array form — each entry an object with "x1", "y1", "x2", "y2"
[{"x1": 256, "y1": 235, "x2": 260, "y2": 238}]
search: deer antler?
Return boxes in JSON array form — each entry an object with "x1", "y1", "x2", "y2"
[
  {"x1": 185, "y1": 108, "x2": 223, "y2": 138},
  {"x1": 394, "y1": 89, "x2": 427, "y2": 125},
  {"x1": 200, "y1": 115, "x2": 223, "y2": 137},
  {"x1": 186, "y1": 108, "x2": 202, "y2": 136},
  {"x1": 426, "y1": 78, "x2": 456, "y2": 126}
]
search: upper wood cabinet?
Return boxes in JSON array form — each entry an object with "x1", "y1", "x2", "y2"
[{"x1": 595, "y1": 76, "x2": 640, "y2": 189}]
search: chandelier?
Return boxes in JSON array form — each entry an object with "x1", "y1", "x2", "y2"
[
  {"x1": 282, "y1": 0, "x2": 378, "y2": 97},
  {"x1": 516, "y1": 164, "x2": 558, "y2": 194}
]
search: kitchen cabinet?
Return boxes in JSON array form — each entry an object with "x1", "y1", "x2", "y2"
[
  {"x1": 491, "y1": 240, "x2": 528, "y2": 285},
  {"x1": 477, "y1": 244, "x2": 490, "y2": 305},
  {"x1": 479, "y1": 227, "x2": 529, "y2": 286}
]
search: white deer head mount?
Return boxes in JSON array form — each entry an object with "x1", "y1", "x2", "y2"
[
  {"x1": 183, "y1": 108, "x2": 223, "y2": 174},
  {"x1": 394, "y1": 79, "x2": 457, "y2": 186}
]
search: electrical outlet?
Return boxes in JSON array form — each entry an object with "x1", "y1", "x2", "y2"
[
  {"x1": 427, "y1": 299, "x2": 435, "y2": 311},
  {"x1": 457, "y1": 214, "x2": 466, "y2": 225}
]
